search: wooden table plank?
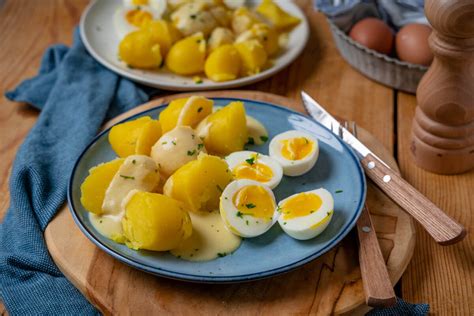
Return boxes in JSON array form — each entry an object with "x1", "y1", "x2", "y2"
[{"x1": 397, "y1": 92, "x2": 474, "y2": 315}]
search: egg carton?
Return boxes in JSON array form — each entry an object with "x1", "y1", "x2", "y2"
[{"x1": 327, "y1": 19, "x2": 428, "y2": 94}]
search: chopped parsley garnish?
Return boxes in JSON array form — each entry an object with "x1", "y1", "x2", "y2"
[
  {"x1": 132, "y1": 159, "x2": 136, "y2": 164},
  {"x1": 276, "y1": 206, "x2": 282, "y2": 213},
  {"x1": 283, "y1": 222, "x2": 287, "y2": 225},
  {"x1": 304, "y1": 137, "x2": 309, "y2": 144},
  {"x1": 197, "y1": 107, "x2": 203, "y2": 113},
  {"x1": 327, "y1": 211, "x2": 332, "y2": 216},
  {"x1": 187, "y1": 150, "x2": 196, "y2": 156},
  {"x1": 120, "y1": 175, "x2": 135, "y2": 180},
  {"x1": 335, "y1": 189, "x2": 343, "y2": 194},
  {"x1": 246, "y1": 137, "x2": 255, "y2": 145},
  {"x1": 260, "y1": 135, "x2": 268, "y2": 142},
  {"x1": 245, "y1": 157, "x2": 255, "y2": 165},
  {"x1": 192, "y1": 134, "x2": 195, "y2": 139},
  {"x1": 310, "y1": 210, "x2": 315, "y2": 213},
  {"x1": 245, "y1": 203, "x2": 256, "y2": 209},
  {"x1": 217, "y1": 252, "x2": 227, "y2": 257},
  {"x1": 162, "y1": 141, "x2": 168, "y2": 145},
  {"x1": 236, "y1": 211, "x2": 243, "y2": 218},
  {"x1": 216, "y1": 184, "x2": 223, "y2": 192},
  {"x1": 197, "y1": 143, "x2": 204, "y2": 150},
  {"x1": 190, "y1": 14, "x2": 197, "y2": 19},
  {"x1": 224, "y1": 197, "x2": 228, "y2": 200},
  {"x1": 195, "y1": 78, "x2": 203, "y2": 84},
  {"x1": 171, "y1": 140, "x2": 177, "y2": 145},
  {"x1": 99, "y1": 220, "x2": 103, "y2": 223},
  {"x1": 246, "y1": 220, "x2": 249, "y2": 225}
]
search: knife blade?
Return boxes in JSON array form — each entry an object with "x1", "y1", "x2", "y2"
[{"x1": 300, "y1": 91, "x2": 466, "y2": 245}]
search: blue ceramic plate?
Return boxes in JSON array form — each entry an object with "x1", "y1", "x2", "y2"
[{"x1": 68, "y1": 98, "x2": 366, "y2": 283}]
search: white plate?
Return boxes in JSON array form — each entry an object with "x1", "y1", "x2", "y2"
[{"x1": 80, "y1": 0, "x2": 309, "y2": 91}]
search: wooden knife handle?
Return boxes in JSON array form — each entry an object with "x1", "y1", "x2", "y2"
[
  {"x1": 357, "y1": 204, "x2": 397, "y2": 307},
  {"x1": 361, "y1": 153, "x2": 466, "y2": 245}
]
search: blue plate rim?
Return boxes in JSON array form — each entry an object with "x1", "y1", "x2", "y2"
[{"x1": 67, "y1": 97, "x2": 366, "y2": 283}]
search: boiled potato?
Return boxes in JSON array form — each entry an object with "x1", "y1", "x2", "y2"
[
  {"x1": 122, "y1": 191, "x2": 192, "y2": 251},
  {"x1": 119, "y1": 30, "x2": 162, "y2": 69},
  {"x1": 208, "y1": 27, "x2": 234, "y2": 52},
  {"x1": 205, "y1": 44, "x2": 241, "y2": 82},
  {"x1": 151, "y1": 126, "x2": 206, "y2": 177},
  {"x1": 102, "y1": 155, "x2": 161, "y2": 215},
  {"x1": 209, "y1": 6, "x2": 232, "y2": 27},
  {"x1": 235, "y1": 40, "x2": 268, "y2": 76},
  {"x1": 159, "y1": 96, "x2": 213, "y2": 134},
  {"x1": 231, "y1": 7, "x2": 261, "y2": 35},
  {"x1": 109, "y1": 116, "x2": 162, "y2": 157},
  {"x1": 199, "y1": 101, "x2": 248, "y2": 155},
  {"x1": 164, "y1": 153, "x2": 232, "y2": 212},
  {"x1": 166, "y1": 32, "x2": 206, "y2": 75},
  {"x1": 80, "y1": 158, "x2": 124, "y2": 215},
  {"x1": 140, "y1": 20, "x2": 181, "y2": 56},
  {"x1": 135, "y1": 119, "x2": 162, "y2": 156},
  {"x1": 236, "y1": 23, "x2": 279, "y2": 56},
  {"x1": 256, "y1": 0, "x2": 300, "y2": 31}
]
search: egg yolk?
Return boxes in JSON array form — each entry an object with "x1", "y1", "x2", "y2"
[
  {"x1": 233, "y1": 160, "x2": 273, "y2": 183},
  {"x1": 126, "y1": 9, "x2": 153, "y2": 27},
  {"x1": 232, "y1": 185, "x2": 275, "y2": 220},
  {"x1": 281, "y1": 137, "x2": 313, "y2": 160},
  {"x1": 280, "y1": 193, "x2": 322, "y2": 220},
  {"x1": 132, "y1": 0, "x2": 148, "y2": 5}
]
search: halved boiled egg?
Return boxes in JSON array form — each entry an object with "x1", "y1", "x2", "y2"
[
  {"x1": 269, "y1": 130, "x2": 319, "y2": 176},
  {"x1": 220, "y1": 179, "x2": 279, "y2": 238},
  {"x1": 277, "y1": 188, "x2": 334, "y2": 240},
  {"x1": 225, "y1": 151, "x2": 283, "y2": 189}
]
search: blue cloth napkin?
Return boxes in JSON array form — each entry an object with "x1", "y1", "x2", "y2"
[{"x1": 0, "y1": 28, "x2": 151, "y2": 315}]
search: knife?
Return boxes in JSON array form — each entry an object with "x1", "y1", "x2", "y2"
[{"x1": 301, "y1": 91, "x2": 466, "y2": 245}]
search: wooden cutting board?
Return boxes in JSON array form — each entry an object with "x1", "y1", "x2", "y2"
[{"x1": 45, "y1": 91, "x2": 415, "y2": 315}]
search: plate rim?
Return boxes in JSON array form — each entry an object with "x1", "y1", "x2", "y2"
[
  {"x1": 67, "y1": 97, "x2": 366, "y2": 283},
  {"x1": 79, "y1": 0, "x2": 310, "y2": 91}
]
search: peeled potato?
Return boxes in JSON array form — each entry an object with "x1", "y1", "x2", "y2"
[
  {"x1": 256, "y1": 0, "x2": 300, "y2": 31},
  {"x1": 80, "y1": 158, "x2": 124, "y2": 215},
  {"x1": 140, "y1": 20, "x2": 181, "y2": 56},
  {"x1": 205, "y1": 44, "x2": 241, "y2": 82},
  {"x1": 119, "y1": 30, "x2": 162, "y2": 69},
  {"x1": 235, "y1": 40, "x2": 268, "y2": 76},
  {"x1": 164, "y1": 153, "x2": 232, "y2": 213},
  {"x1": 231, "y1": 7, "x2": 261, "y2": 35},
  {"x1": 159, "y1": 96, "x2": 213, "y2": 134},
  {"x1": 135, "y1": 120, "x2": 162, "y2": 156},
  {"x1": 166, "y1": 32, "x2": 206, "y2": 75},
  {"x1": 236, "y1": 23, "x2": 280, "y2": 56},
  {"x1": 122, "y1": 191, "x2": 192, "y2": 251},
  {"x1": 200, "y1": 101, "x2": 248, "y2": 155},
  {"x1": 109, "y1": 116, "x2": 162, "y2": 157}
]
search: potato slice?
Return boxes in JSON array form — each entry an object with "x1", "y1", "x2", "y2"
[
  {"x1": 80, "y1": 158, "x2": 124, "y2": 215},
  {"x1": 159, "y1": 96, "x2": 213, "y2": 134},
  {"x1": 166, "y1": 32, "x2": 206, "y2": 75},
  {"x1": 164, "y1": 153, "x2": 232, "y2": 213},
  {"x1": 122, "y1": 191, "x2": 192, "y2": 251},
  {"x1": 235, "y1": 40, "x2": 268, "y2": 76},
  {"x1": 256, "y1": 0, "x2": 301, "y2": 31},
  {"x1": 205, "y1": 44, "x2": 241, "y2": 82},
  {"x1": 109, "y1": 116, "x2": 161, "y2": 157},
  {"x1": 202, "y1": 101, "x2": 248, "y2": 155}
]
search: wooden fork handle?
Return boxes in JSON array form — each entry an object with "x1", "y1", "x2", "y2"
[
  {"x1": 361, "y1": 153, "x2": 466, "y2": 245},
  {"x1": 357, "y1": 204, "x2": 396, "y2": 308}
]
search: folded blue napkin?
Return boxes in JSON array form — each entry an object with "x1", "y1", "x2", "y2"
[
  {"x1": 0, "y1": 28, "x2": 151, "y2": 315},
  {"x1": 1, "y1": 27, "x2": 428, "y2": 316}
]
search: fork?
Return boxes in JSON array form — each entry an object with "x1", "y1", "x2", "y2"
[{"x1": 341, "y1": 122, "x2": 397, "y2": 308}]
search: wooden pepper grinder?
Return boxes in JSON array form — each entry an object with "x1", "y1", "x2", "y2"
[{"x1": 411, "y1": 0, "x2": 474, "y2": 174}]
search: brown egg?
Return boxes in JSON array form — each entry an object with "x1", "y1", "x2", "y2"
[
  {"x1": 349, "y1": 18, "x2": 394, "y2": 54},
  {"x1": 396, "y1": 23, "x2": 433, "y2": 66}
]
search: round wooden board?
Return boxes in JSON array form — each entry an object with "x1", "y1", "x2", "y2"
[{"x1": 45, "y1": 91, "x2": 415, "y2": 315}]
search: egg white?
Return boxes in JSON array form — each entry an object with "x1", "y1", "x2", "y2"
[
  {"x1": 268, "y1": 130, "x2": 319, "y2": 176},
  {"x1": 220, "y1": 179, "x2": 279, "y2": 238},
  {"x1": 225, "y1": 151, "x2": 283, "y2": 189},
  {"x1": 277, "y1": 188, "x2": 334, "y2": 240}
]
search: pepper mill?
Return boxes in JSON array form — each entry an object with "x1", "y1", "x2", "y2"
[{"x1": 411, "y1": 0, "x2": 474, "y2": 174}]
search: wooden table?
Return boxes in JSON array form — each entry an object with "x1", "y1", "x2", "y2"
[{"x1": 0, "y1": 1, "x2": 472, "y2": 315}]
